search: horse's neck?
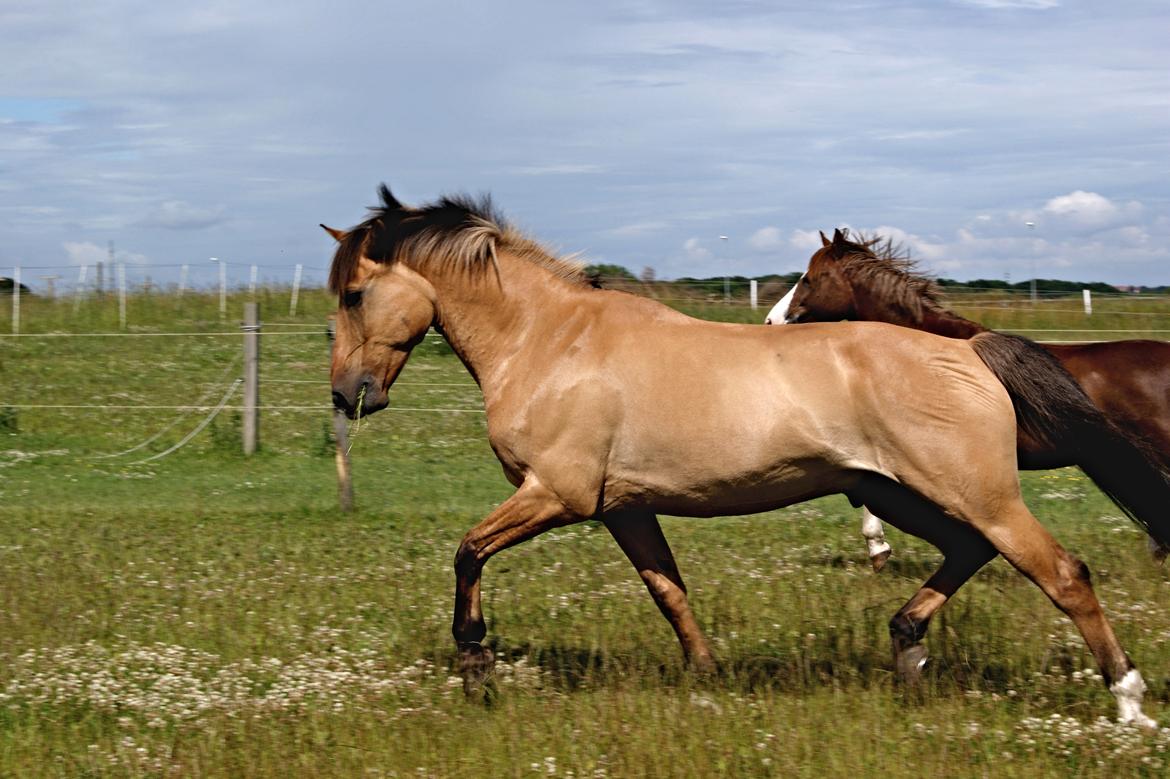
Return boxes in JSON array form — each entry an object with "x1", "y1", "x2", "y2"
[
  {"x1": 859, "y1": 296, "x2": 987, "y2": 339},
  {"x1": 428, "y1": 254, "x2": 585, "y2": 388},
  {"x1": 917, "y1": 307, "x2": 987, "y2": 339}
]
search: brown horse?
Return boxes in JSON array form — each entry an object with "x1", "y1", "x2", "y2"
[
  {"x1": 326, "y1": 187, "x2": 1169, "y2": 725},
  {"x1": 766, "y1": 229, "x2": 1170, "y2": 569}
]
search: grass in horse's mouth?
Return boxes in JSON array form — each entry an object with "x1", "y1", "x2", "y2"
[{"x1": 346, "y1": 384, "x2": 368, "y2": 455}]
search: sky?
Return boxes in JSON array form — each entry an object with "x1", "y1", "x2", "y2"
[{"x1": 1, "y1": 0, "x2": 1168, "y2": 293}]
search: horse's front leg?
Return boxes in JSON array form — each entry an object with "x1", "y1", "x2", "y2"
[
  {"x1": 604, "y1": 509, "x2": 715, "y2": 672},
  {"x1": 452, "y1": 478, "x2": 580, "y2": 691},
  {"x1": 860, "y1": 506, "x2": 893, "y2": 572}
]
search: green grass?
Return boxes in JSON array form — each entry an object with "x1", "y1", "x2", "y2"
[{"x1": 1, "y1": 290, "x2": 1169, "y2": 776}]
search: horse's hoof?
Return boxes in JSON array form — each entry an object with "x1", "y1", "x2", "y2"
[
  {"x1": 1148, "y1": 536, "x2": 1169, "y2": 564},
  {"x1": 895, "y1": 644, "x2": 928, "y2": 684},
  {"x1": 688, "y1": 652, "x2": 717, "y2": 676},
  {"x1": 458, "y1": 642, "x2": 496, "y2": 698},
  {"x1": 870, "y1": 547, "x2": 892, "y2": 573}
]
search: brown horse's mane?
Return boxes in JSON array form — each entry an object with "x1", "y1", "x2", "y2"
[
  {"x1": 833, "y1": 233, "x2": 953, "y2": 324},
  {"x1": 328, "y1": 185, "x2": 588, "y2": 295}
]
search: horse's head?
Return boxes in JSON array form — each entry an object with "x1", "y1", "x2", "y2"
[
  {"x1": 765, "y1": 228, "x2": 857, "y2": 324},
  {"x1": 323, "y1": 208, "x2": 438, "y2": 419}
]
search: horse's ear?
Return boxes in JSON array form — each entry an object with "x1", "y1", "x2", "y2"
[
  {"x1": 819, "y1": 230, "x2": 831, "y2": 248},
  {"x1": 378, "y1": 184, "x2": 404, "y2": 212},
  {"x1": 832, "y1": 228, "x2": 848, "y2": 245},
  {"x1": 320, "y1": 224, "x2": 347, "y2": 243}
]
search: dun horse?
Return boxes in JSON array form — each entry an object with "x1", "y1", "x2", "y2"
[
  {"x1": 326, "y1": 188, "x2": 1170, "y2": 725},
  {"x1": 766, "y1": 229, "x2": 1170, "y2": 570}
]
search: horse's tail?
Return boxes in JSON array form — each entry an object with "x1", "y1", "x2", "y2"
[{"x1": 970, "y1": 331, "x2": 1170, "y2": 553}]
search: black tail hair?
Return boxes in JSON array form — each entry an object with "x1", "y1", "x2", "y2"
[{"x1": 970, "y1": 331, "x2": 1170, "y2": 551}]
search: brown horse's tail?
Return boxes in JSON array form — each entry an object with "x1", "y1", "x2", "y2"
[{"x1": 970, "y1": 331, "x2": 1170, "y2": 553}]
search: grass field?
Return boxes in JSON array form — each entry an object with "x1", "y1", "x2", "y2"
[{"x1": 2, "y1": 288, "x2": 1170, "y2": 777}]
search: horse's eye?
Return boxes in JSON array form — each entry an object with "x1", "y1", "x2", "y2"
[{"x1": 343, "y1": 289, "x2": 363, "y2": 308}]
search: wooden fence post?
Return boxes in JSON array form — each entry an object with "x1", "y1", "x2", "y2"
[
  {"x1": 242, "y1": 302, "x2": 260, "y2": 455},
  {"x1": 327, "y1": 318, "x2": 354, "y2": 512},
  {"x1": 750, "y1": 279, "x2": 758, "y2": 310},
  {"x1": 1082, "y1": 289, "x2": 1092, "y2": 316}
]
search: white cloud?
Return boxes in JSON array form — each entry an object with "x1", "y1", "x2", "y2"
[
  {"x1": 747, "y1": 226, "x2": 783, "y2": 251},
  {"x1": 957, "y1": 0, "x2": 1060, "y2": 9},
  {"x1": 509, "y1": 164, "x2": 604, "y2": 176},
  {"x1": 607, "y1": 220, "x2": 671, "y2": 237},
  {"x1": 137, "y1": 200, "x2": 225, "y2": 230},
  {"x1": 788, "y1": 229, "x2": 826, "y2": 251},
  {"x1": 682, "y1": 237, "x2": 711, "y2": 262},
  {"x1": 62, "y1": 241, "x2": 149, "y2": 266},
  {"x1": 1038, "y1": 190, "x2": 1136, "y2": 230}
]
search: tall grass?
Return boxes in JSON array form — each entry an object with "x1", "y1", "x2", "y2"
[{"x1": 1, "y1": 289, "x2": 1168, "y2": 777}]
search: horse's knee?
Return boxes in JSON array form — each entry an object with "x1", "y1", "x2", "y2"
[
  {"x1": 454, "y1": 537, "x2": 482, "y2": 578},
  {"x1": 1052, "y1": 553, "x2": 1093, "y2": 603},
  {"x1": 641, "y1": 569, "x2": 687, "y2": 603}
]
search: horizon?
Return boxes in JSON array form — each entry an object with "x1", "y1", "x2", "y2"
[{"x1": 2, "y1": 2, "x2": 1168, "y2": 291}]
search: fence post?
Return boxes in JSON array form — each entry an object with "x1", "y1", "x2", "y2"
[
  {"x1": 289, "y1": 263, "x2": 303, "y2": 317},
  {"x1": 11, "y1": 266, "x2": 19, "y2": 335},
  {"x1": 242, "y1": 302, "x2": 260, "y2": 455},
  {"x1": 249, "y1": 264, "x2": 258, "y2": 297},
  {"x1": 327, "y1": 318, "x2": 354, "y2": 512},
  {"x1": 117, "y1": 262, "x2": 127, "y2": 329},
  {"x1": 1082, "y1": 289, "x2": 1092, "y2": 316},
  {"x1": 74, "y1": 265, "x2": 88, "y2": 313},
  {"x1": 750, "y1": 279, "x2": 758, "y2": 310}
]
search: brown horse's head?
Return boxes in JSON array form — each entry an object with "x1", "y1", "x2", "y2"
[
  {"x1": 323, "y1": 188, "x2": 439, "y2": 418},
  {"x1": 768, "y1": 228, "x2": 858, "y2": 324}
]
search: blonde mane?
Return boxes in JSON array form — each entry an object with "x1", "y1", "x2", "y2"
[{"x1": 329, "y1": 186, "x2": 588, "y2": 295}]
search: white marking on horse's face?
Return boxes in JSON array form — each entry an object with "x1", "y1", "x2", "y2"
[
  {"x1": 1111, "y1": 669, "x2": 1157, "y2": 728},
  {"x1": 763, "y1": 274, "x2": 803, "y2": 325}
]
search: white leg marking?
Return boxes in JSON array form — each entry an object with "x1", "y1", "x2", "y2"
[
  {"x1": 861, "y1": 507, "x2": 892, "y2": 561},
  {"x1": 1111, "y1": 668, "x2": 1157, "y2": 729},
  {"x1": 763, "y1": 274, "x2": 802, "y2": 325}
]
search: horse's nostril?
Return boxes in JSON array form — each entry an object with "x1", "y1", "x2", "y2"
[
  {"x1": 764, "y1": 318, "x2": 772, "y2": 325},
  {"x1": 331, "y1": 390, "x2": 349, "y2": 411}
]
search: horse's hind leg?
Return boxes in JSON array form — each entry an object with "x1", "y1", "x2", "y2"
[
  {"x1": 889, "y1": 526, "x2": 996, "y2": 683},
  {"x1": 860, "y1": 507, "x2": 893, "y2": 572},
  {"x1": 604, "y1": 509, "x2": 715, "y2": 672},
  {"x1": 853, "y1": 476, "x2": 996, "y2": 683},
  {"x1": 980, "y1": 500, "x2": 1157, "y2": 727}
]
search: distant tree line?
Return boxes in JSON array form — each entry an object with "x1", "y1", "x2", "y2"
[{"x1": 584, "y1": 264, "x2": 1167, "y2": 295}]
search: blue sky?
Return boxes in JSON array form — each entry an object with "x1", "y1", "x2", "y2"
[{"x1": 1, "y1": 0, "x2": 1168, "y2": 292}]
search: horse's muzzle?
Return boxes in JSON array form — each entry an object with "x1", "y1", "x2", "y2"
[{"x1": 331, "y1": 376, "x2": 388, "y2": 419}]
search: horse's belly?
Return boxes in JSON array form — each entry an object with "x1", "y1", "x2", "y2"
[{"x1": 604, "y1": 454, "x2": 861, "y2": 517}]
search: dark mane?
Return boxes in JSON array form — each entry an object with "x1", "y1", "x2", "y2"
[
  {"x1": 834, "y1": 232, "x2": 949, "y2": 322},
  {"x1": 328, "y1": 185, "x2": 587, "y2": 295}
]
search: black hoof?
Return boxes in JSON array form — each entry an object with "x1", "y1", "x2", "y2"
[{"x1": 458, "y1": 642, "x2": 496, "y2": 700}]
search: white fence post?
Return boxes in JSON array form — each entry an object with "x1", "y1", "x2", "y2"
[
  {"x1": 117, "y1": 262, "x2": 127, "y2": 329},
  {"x1": 750, "y1": 279, "x2": 758, "y2": 310},
  {"x1": 249, "y1": 264, "x2": 258, "y2": 297},
  {"x1": 1082, "y1": 289, "x2": 1092, "y2": 316},
  {"x1": 178, "y1": 264, "x2": 188, "y2": 297},
  {"x1": 11, "y1": 266, "x2": 19, "y2": 335},
  {"x1": 74, "y1": 265, "x2": 88, "y2": 313},
  {"x1": 289, "y1": 263, "x2": 303, "y2": 317},
  {"x1": 242, "y1": 302, "x2": 260, "y2": 455},
  {"x1": 218, "y1": 260, "x2": 227, "y2": 321}
]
